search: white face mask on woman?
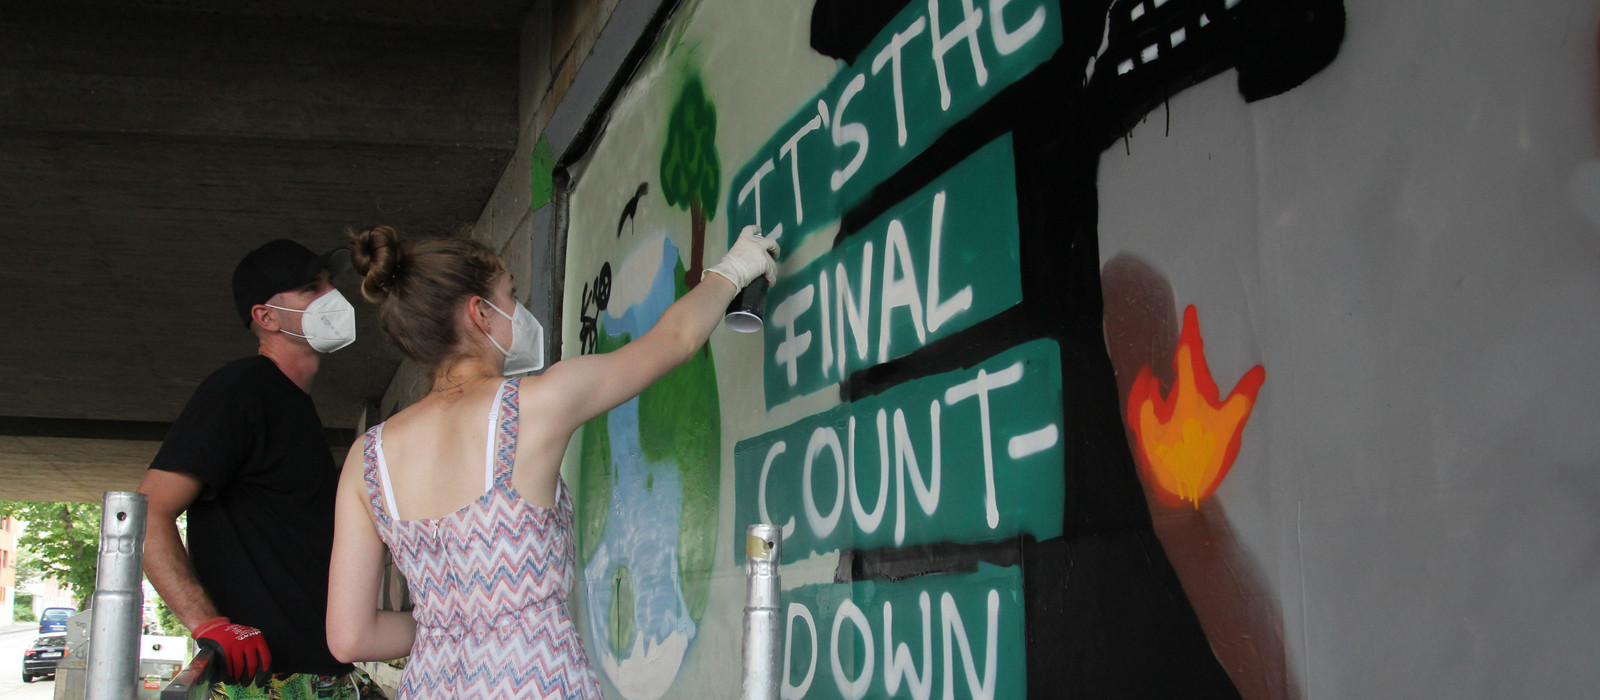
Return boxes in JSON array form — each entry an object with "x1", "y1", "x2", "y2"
[
  {"x1": 482, "y1": 299, "x2": 545, "y2": 374},
  {"x1": 266, "y1": 289, "x2": 357, "y2": 353}
]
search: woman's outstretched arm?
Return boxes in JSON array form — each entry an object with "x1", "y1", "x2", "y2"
[
  {"x1": 536, "y1": 226, "x2": 777, "y2": 435},
  {"x1": 326, "y1": 442, "x2": 417, "y2": 663}
]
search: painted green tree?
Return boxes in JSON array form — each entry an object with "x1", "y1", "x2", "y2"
[
  {"x1": 0, "y1": 501, "x2": 101, "y2": 609},
  {"x1": 659, "y1": 75, "x2": 720, "y2": 287}
]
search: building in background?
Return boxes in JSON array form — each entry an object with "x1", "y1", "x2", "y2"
[
  {"x1": 0, "y1": 516, "x2": 80, "y2": 622},
  {"x1": 24, "y1": 577, "x2": 75, "y2": 618},
  {"x1": 1, "y1": 515, "x2": 14, "y2": 625}
]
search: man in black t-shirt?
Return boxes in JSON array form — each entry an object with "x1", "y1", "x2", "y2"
[{"x1": 138, "y1": 239, "x2": 382, "y2": 697}]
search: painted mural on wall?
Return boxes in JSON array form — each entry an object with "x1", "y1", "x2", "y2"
[
  {"x1": 1100, "y1": 255, "x2": 1291, "y2": 699},
  {"x1": 1126, "y1": 304, "x2": 1265, "y2": 510},
  {"x1": 574, "y1": 232, "x2": 723, "y2": 697},
  {"x1": 559, "y1": 0, "x2": 1342, "y2": 697}
]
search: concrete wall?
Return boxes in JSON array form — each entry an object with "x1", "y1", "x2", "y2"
[
  {"x1": 378, "y1": 0, "x2": 624, "y2": 414},
  {"x1": 390, "y1": 0, "x2": 1600, "y2": 697},
  {"x1": 1094, "y1": 1, "x2": 1600, "y2": 695},
  {"x1": 1, "y1": 516, "x2": 14, "y2": 626}
]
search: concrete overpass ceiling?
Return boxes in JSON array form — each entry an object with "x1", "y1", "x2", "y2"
[
  {"x1": 51, "y1": 0, "x2": 536, "y2": 29},
  {"x1": 1, "y1": 1, "x2": 531, "y2": 500}
]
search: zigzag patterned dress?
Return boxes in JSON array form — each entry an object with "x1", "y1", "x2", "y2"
[{"x1": 361, "y1": 377, "x2": 603, "y2": 698}]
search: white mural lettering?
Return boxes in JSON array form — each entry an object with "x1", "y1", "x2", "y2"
[
  {"x1": 834, "y1": 243, "x2": 876, "y2": 378},
  {"x1": 804, "y1": 425, "x2": 847, "y2": 539},
  {"x1": 779, "y1": 108, "x2": 825, "y2": 225},
  {"x1": 773, "y1": 284, "x2": 816, "y2": 387},
  {"x1": 879, "y1": 220, "x2": 930, "y2": 363},
  {"x1": 757, "y1": 137, "x2": 1023, "y2": 406},
  {"x1": 941, "y1": 590, "x2": 999, "y2": 700},
  {"x1": 761, "y1": 441, "x2": 797, "y2": 541},
  {"x1": 783, "y1": 602, "x2": 818, "y2": 700},
  {"x1": 737, "y1": 158, "x2": 781, "y2": 240},
  {"x1": 782, "y1": 588, "x2": 1001, "y2": 699},
  {"x1": 923, "y1": 192, "x2": 972, "y2": 333},
  {"x1": 871, "y1": 18, "x2": 928, "y2": 148},
  {"x1": 893, "y1": 402, "x2": 942, "y2": 545},
  {"x1": 760, "y1": 360, "x2": 1054, "y2": 546},
  {"x1": 819, "y1": 268, "x2": 835, "y2": 378},
  {"x1": 831, "y1": 599, "x2": 875, "y2": 699},
  {"x1": 848, "y1": 414, "x2": 891, "y2": 533},
  {"x1": 989, "y1": 0, "x2": 1047, "y2": 55},
  {"x1": 1007, "y1": 425, "x2": 1059, "y2": 459},
  {"x1": 771, "y1": 188, "x2": 982, "y2": 387},
  {"x1": 831, "y1": 74, "x2": 871, "y2": 191},
  {"x1": 782, "y1": 401, "x2": 942, "y2": 545},
  {"x1": 943, "y1": 363, "x2": 1027, "y2": 529},
  {"x1": 928, "y1": 0, "x2": 990, "y2": 110},
  {"x1": 730, "y1": 0, "x2": 1053, "y2": 244},
  {"x1": 883, "y1": 592, "x2": 935, "y2": 700}
]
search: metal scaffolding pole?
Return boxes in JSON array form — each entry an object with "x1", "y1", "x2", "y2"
[
  {"x1": 741, "y1": 523, "x2": 782, "y2": 700},
  {"x1": 86, "y1": 491, "x2": 148, "y2": 700}
]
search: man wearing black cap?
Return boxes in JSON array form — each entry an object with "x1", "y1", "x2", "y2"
[{"x1": 137, "y1": 239, "x2": 383, "y2": 698}]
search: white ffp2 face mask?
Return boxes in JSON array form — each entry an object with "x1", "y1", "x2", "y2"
[
  {"x1": 483, "y1": 299, "x2": 545, "y2": 374},
  {"x1": 267, "y1": 289, "x2": 357, "y2": 353}
]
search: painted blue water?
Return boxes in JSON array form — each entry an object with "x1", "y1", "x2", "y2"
[{"x1": 581, "y1": 235, "x2": 699, "y2": 672}]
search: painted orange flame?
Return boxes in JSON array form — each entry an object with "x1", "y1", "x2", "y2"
[{"x1": 1127, "y1": 305, "x2": 1265, "y2": 509}]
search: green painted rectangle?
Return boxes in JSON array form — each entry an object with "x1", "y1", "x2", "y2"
[
  {"x1": 725, "y1": 0, "x2": 1062, "y2": 253},
  {"x1": 779, "y1": 564, "x2": 1026, "y2": 699},
  {"x1": 734, "y1": 339, "x2": 1064, "y2": 562},
  {"x1": 761, "y1": 134, "x2": 1023, "y2": 408}
]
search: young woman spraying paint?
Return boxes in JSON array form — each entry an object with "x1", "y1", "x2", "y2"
[{"x1": 325, "y1": 224, "x2": 777, "y2": 698}]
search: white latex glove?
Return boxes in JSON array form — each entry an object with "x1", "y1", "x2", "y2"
[{"x1": 703, "y1": 225, "x2": 780, "y2": 289}]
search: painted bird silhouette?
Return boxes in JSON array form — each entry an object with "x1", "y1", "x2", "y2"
[{"x1": 617, "y1": 182, "x2": 649, "y2": 237}]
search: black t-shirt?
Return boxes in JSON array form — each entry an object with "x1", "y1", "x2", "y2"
[{"x1": 150, "y1": 356, "x2": 351, "y2": 676}]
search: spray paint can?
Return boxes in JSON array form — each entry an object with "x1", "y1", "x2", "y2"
[
  {"x1": 724, "y1": 277, "x2": 769, "y2": 333},
  {"x1": 741, "y1": 523, "x2": 782, "y2": 699}
]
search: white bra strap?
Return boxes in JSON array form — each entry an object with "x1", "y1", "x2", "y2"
[
  {"x1": 374, "y1": 424, "x2": 400, "y2": 520},
  {"x1": 483, "y1": 379, "x2": 509, "y2": 491}
]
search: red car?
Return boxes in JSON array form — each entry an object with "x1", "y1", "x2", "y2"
[{"x1": 22, "y1": 633, "x2": 66, "y2": 682}]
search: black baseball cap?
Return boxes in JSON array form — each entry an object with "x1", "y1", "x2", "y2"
[{"x1": 232, "y1": 239, "x2": 351, "y2": 327}]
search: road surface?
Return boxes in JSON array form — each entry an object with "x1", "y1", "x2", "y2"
[{"x1": 0, "y1": 623, "x2": 55, "y2": 700}]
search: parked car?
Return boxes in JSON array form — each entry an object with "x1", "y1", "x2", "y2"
[
  {"x1": 37, "y1": 607, "x2": 75, "y2": 634},
  {"x1": 22, "y1": 632, "x2": 67, "y2": 682}
]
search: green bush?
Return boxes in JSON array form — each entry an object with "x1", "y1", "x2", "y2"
[
  {"x1": 14, "y1": 591, "x2": 36, "y2": 622},
  {"x1": 153, "y1": 595, "x2": 187, "y2": 636}
]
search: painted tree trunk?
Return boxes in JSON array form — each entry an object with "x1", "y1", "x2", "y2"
[{"x1": 687, "y1": 197, "x2": 705, "y2": 288}]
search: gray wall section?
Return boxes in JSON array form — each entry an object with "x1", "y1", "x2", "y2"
[
  {"x1": 379, "y1": 0, "x2": 634, "y2": 414},
  {"x1": 1096, "y1": 0, "x2": 1600, "y2": 695}
]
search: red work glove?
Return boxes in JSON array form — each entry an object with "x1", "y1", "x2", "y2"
[{"x1": 191, "y1": 617, "x2": 271, "y2": 685}]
